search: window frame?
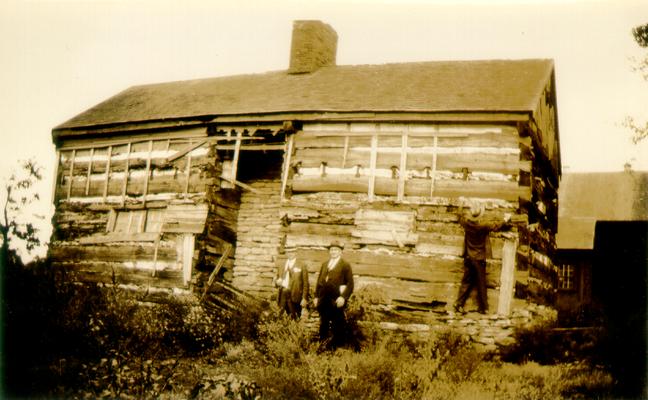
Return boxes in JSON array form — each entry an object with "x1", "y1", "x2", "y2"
[{"x1": 558, "y1": 263, "x2": 576, "y2": 291}]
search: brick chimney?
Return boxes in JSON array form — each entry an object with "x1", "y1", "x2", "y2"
[{"x1": 288, "y1": 20, "x2": 338, "y2": 74}]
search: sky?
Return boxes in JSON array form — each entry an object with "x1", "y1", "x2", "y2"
[{"x1": 1, "y1": 0, "x2": 647, "y2": 259}]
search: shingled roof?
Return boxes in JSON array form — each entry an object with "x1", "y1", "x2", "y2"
[
  {"x1": 54, "y1": 59, "x2": 554, "y2": 132},
  {"x1": 556, "y1": 172, "x2": 648, "y2": 250}
]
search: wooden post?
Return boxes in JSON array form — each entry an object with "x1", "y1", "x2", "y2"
[
  {"x1": 341, "y1": 135, "x2": 350, "y2": 168},
  {"x1": 66, "y1": 149, "x2": 76, "y2": 200},
  {"x1": 397, "y1": 130, "x2": 408, "y2": 201},
  {"x1": 51, "y1": 150, "x2": 60, "y2": 203},
  {"x1": 84, "y1": 148, "x2": 94, "y2": 196},
  {"x1": 497, "y1": 237, "x2": 518, "y2": 316},
  {"x1": 230, "y1": 129, "x2": 243, "y2": 186},
  {"x1": 430, "y1": 135, "x2": 438, "y2": 198},
  {"x1": 280, "y1": 134, "x2": 294, "y2": 201},
  {"x1": 121, "y1": 142, "x2": 131, "y2": 206},
  {"x1": 103, "y1": 145, "x2": 112, "y2": 202},
  {"x1": 151, "y1": 233, "x2": 162, "y2": 277},
  {"x1": 142, "y1": 140, "x2": 153, "y2": 203},
  {"x1": 182, "y1": 234, "x2": 195, "y2": 286},
  {"x1": 368, "y1": 134, "x2": 378, "y2": 201},
  {"x1": 184, "y1": 139, "x2": 193, "y2": 197}
]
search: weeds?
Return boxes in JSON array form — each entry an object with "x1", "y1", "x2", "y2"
[{"x1": 3, "y1": 261, "x2": 619, "y2": 399}]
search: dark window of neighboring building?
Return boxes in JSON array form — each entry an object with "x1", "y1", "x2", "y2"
[{"x1": 558, "y1": 264, "x2": 575, "y2": 290}]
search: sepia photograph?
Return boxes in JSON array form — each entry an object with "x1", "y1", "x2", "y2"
[{"x1": 1, "y1": 0, "x2": 647, "y2": 398}]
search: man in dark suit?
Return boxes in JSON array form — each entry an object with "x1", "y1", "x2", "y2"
[
  {"x1": 454, "y1": 201, "x2": 510, "y2": 314},
  {"x1": 314, "y1": 240, "x2": 354, "y2": 349},
  {"x1": 274, "y1": 247, "x2": 309, "y2": 319}
]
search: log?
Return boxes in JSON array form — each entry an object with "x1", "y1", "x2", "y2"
[
  {"x1": 351, "y1": 229, "x2": 418, "y2": 246},
  {"x1": 49, "y1": 243, "x2": 177, "y2": 263},
  {"x1": 161, "y1": 203, "x2": 208, "y2": 234},
  {"x1": 53, "y1": 261, "x2": 183, "y2": 288},
  {"x1": 291, "y1": 175, "x2": 369, "y2": 193},
  {"x1": 497, "y1": 238, "x2": 518, "y2": 316}
]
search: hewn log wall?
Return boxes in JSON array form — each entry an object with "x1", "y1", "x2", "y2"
[
  {"x1": 290, "y1": 122, "x2": 531, "y2": 202},
  {"x1": 49, "y1": 130, "x2": 221, "y2": 291},
  {"x1": 241, "y1": 121, "x2": 555, "y2": 311},
  {"x1": 277, "y1": 192, "x2": 517, "y2": 311}
]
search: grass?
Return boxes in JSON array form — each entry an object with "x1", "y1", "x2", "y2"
[{"x1": 2, "y1": 263, "x2": 621, "y2": 399}]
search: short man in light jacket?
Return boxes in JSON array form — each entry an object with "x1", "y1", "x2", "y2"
[{"x1": 274, "y1": 247, "x2": 309, "y2": 319}]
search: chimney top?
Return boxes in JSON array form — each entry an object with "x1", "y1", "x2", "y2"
[{"x1": 288, "y1": 20, "x2": 338, "y2": 74}]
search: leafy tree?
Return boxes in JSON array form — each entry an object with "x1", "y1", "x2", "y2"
[
  {"x1": 623, "y1": 23, "x2": 648, "y2": 143},
  {"x1": 1, "y1": 159, "x2": 44, "y2": 267}
]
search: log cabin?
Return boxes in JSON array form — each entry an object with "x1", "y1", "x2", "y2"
[{"x1": 49, "y1": 20, "x2": 561, "y2": 317}]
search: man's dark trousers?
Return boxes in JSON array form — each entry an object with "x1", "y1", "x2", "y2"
[
  {"x1": 456, "y1": 257, "x2": 488, "y2": 313},
  {"x1": 317, "y1": 299, "x2": 347, "y2": 348}
]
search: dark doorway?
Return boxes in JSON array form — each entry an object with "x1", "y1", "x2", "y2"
[
  {"x1": 592, "y1": 221, "x2": 648, "y2": 397},
  {"x1": 237, "y1": 150, "x2": 284, "y2": 182}
]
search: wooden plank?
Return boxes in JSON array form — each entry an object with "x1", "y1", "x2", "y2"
[
  {"x1": 142, "y1": 140, "x2": 153, "y2": 203},
  {"x1": 285, "y1": 233, "x2": 353, "y2": 248},
  {"x1": 230, "y1": 130, "x2": 243, "y2": 186},
  {"x1": 294, "y1": 147, "x2": 369, "y2": 168},
  {"x1": 182, "y1": 234, "x2": 195, "y2": 285},
  {"x1": 162, "y1": 203, "x2": 208, "y2": 234},
  {"x1": 214, "y1": 143, "x2": 285, "y2": 151},
  {"x1": 415, "y1": 231, "x2": 464, "y2": 256},
  {"x1": 166, "y1": 139, "x2": 207, "y2": 163},
  {"x1": 291, "y1": 175, "x2": 369, "y2": 193},
  {"x1": 310, "y1": 131, "x2": 468, "y2": 138},
  {"x1": 358, "y1": 277, "x2": 457, "y2": 304},
  {"x1": 184, "y1": 139, "x2": 192, "y2": 196},
  {"x1": 397, "y1": 133, "x2": 407, "y2": 201},
  {"x1": 54, "y1": 262, "x2": 183, "y2": 288},
  {"x1": 436, "y1": 130, "x2": 518, "y2": 148},
  {"x1": 435, "y1": 153, "x2": 521, "y2": 175},
  {"x1": 79, "y1": 232, "x2": 161, "y2": 244},
  {"x1": 210, "y1": 111, "x2": 530, "y2": 125},
  {"x1": 52, "y1": 150, "x2": 61, "y2": 202},
  {"x1": 288, "y1": 222, "x2": 354, "y2": 236},
  {"x1": 66, "y1": 149, "x2": 76, "y2": 200},
  {"x1": 201, "y1": 242, "x2": 232, "y2": 300},
  {"x1": 219, "y1": 174, "x2": 259, "y2": 192},
  {"x1": 121, "y1": 142, "x2": 131, "y2": 206},
  {"x1": 341, "y1": 135, "x2": 350, "y2": 168},
  {"x1": 351, "y1": 229, "x2": 418, "y2": 246},
  {"x1": 84, "y1": 148, "x2": 94, "y2": 196},
  {"x1": 431, "y1": 135, "x2": 438, "y2": 197},
  {"x1": 49, "y1": 243, "x2": 177, "y2": 263},
  {"x1": 57, "y1": 127, "x2": 208, "y2": 148},
  {"x1": 280, "y1": 134, "x2": 294, "y2": 201},
  {"x1": 497, "y1": 237, "x2": 518, "y2": 316},
  {"x1": 103, "y1": 146, "x2": 112, "y2": 201},
  {"x1": 368, "y1": 134, "x2": 378, "y2": 201},
  {"x1": 355, "y1": 209, "x2": 415, "y2": 224}
]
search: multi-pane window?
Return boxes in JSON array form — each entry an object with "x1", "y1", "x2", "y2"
[
  {"x1": 558, "y1": 264, "x2": 575, "y2": 290},
  {"x1": 111, "y1": 209, "x2": 164, "y2": 234}
]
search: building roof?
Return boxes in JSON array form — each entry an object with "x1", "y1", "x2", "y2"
[
  {"x1": 54, "y1": 59, "x2": 554, "y2": 132},
  {"x1": 556, "y1": 171, "x2": 648, "y2": 250}
]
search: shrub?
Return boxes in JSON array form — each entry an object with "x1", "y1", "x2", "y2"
[{"x1": 256, "y1": 310, "x2": 316, "y2": 367}]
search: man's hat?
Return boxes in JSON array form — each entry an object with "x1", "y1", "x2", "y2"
[
  {"x1": 328, "y1": 240, "x2": 345, "y2": 249},
  {"x1": 285, "y1": 247, "x2": 297, "y2": 253}
]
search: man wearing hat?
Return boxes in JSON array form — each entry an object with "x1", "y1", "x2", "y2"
[
  {"x1": 313, "y1": 240, "x2": 354, "y2": 348},
  {"x1": 274, "y1": 247, "x2": 309, "y2": 319},
  {"x1": 454, "y1": 201, "x2": 511, "y2": 314}
]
